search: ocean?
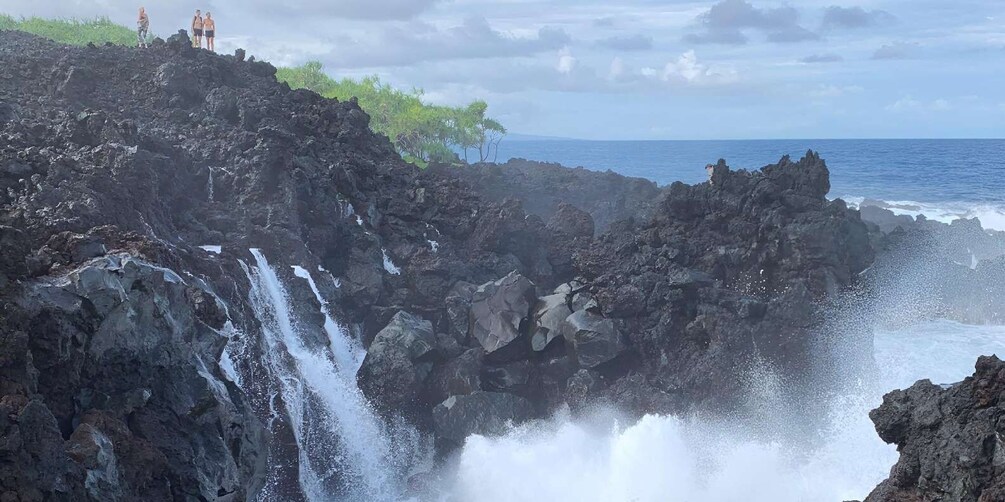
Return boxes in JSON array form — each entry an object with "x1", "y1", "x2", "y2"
[{"x1": 497, "y1": 138, "x2": 1005, "y2": 230}]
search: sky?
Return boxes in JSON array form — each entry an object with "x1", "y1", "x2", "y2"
[{"x1": 5, "y1": 0, "x2": 1005, "y2": 139}]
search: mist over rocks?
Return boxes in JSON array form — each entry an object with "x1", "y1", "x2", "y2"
[
  {"x1": 859, "y1": 201, "x2": 1005, "y2": 324},
  {"x1": 426, "y1": 158, "x2": 663, "y2": 232}
]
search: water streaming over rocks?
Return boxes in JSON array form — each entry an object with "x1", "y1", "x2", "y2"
[{"x1": 242, "y1": 249, "x2": 422, "y2": 500}]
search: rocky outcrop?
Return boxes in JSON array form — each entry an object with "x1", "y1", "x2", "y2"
[
  {"x1": 0, "y1": 29, "x2": 588, "y2": 498},
  {"x1": 865, "y1": 356, "x2": 1005, "y2": 502},
  {"x1": 575, "y1": 154, "x2": 874, "y2": 411},
  {"x1": 2, "y1": 253, "x2": 263, "y2": 500}
]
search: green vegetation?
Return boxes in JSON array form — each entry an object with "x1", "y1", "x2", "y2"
[
  {"x1": 277, "y1": 62, "x2": 506, "y2": 166},
  {"x1": 0, "y1": 15, "x2": 506, "y2": 166},
  {"x1": 0, "y1": 15, "x2": 139, "y2": 47}
]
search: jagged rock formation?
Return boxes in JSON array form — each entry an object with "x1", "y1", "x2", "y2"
[
  {"x1": 865, "y1": 355, "x2": 1005, "y2": 502},
  {"x1": 1, "y1": 28, "x2": 880, "y2": 499},
  {"x1": 574, "y1": 155, "x2": 874, "y2": 411}
]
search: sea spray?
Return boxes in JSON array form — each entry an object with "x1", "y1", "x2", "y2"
[
  {"x1": 446, "y1": 320, "x2": 1005, "y2": 502},
  {"x1": 243, "y1": 249, "x2": 420, "y2": 500}
]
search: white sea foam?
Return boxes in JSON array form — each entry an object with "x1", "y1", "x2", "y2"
[
  {"x1": 841, "y1": 195, "x2": 1005, "y2": 232},
  {"x1": 382, "y1": 249, "x2": 401, "y2": 275},
  {"x1": 199, "y1": 245, "x2": 222, "y2": 254},
  {"x1": 447, "y1": 320, "x2": 1005, "y2": 502}
]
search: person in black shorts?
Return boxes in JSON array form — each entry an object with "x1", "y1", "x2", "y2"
[
  {"x1": 191, "y1": 9, "x2": 204, "y2": 48},
  {"x1": 204, "y1": 12, "x2": 216, "y2": 52}
]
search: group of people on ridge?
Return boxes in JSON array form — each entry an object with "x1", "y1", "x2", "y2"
[
  {"x1": 191, "y1": 9, "x2": 216, "y2": 52},
  {"x1": 135, "y1": 7, "x2": 216, "y2": 52}
]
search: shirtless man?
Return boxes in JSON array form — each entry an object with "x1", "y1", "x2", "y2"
[
  {"x1": 136, "y1": 7, "x2": 150, "y2": 48},
  {"x1": 203, "y1": 12, "x2": 216, "y2": 52},
  {"x1": 191, "y1": 9, "x2": 204, "y2": 48}
]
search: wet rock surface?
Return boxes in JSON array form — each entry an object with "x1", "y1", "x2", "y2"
[{"x1": 865, "y1": 355, "x2": 1005, "y2": 502}]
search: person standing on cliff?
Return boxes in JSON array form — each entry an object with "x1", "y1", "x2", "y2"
[
  {"x1": 203, "y1": 12, "x2": 216, "y2": 52},
  {"x1": 191, "y1": 9, "x2": 204, "y2": 49},
  {"x1": 706, "y1": 163, "x2": 715, "y2": 185},
  {"x1": 136, "y1": 7, "x2": 150, "y2": 48}
]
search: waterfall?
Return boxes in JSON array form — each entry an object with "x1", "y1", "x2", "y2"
[
  {"x1": 242, "y1": 249, "x2": 419, "y2": 501},
  {"x1": 291, "y1": 265, "x2": 365, "y2": 380},
  {"x1": 208, "y1": 168, "x2": 215, "y2": 202}
]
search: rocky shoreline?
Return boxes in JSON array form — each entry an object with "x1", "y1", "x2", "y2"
[{"x1": 1, "y1": 29, "x2": 1003, "y2": 501}]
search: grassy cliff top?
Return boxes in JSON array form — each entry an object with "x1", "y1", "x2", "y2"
[{"x1": 0, "y1": 15, "x2": 137, "y2": 46}]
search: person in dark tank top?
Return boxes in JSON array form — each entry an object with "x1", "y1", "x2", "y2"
[{"x1": 191, "y1": 10, "x2": 204, "y2": 48}]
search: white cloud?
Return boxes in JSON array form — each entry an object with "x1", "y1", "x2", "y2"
[
  {"x1": 887, "y1": 95, "x2": 952, "y2": 112},
  {"x1": 608, "y1": 57, "x2": 626, "y2": 79},
  {"x1": 808, "y1": 84, "x2": 864, "y2": 98},
  {"x1": 872, "y1": 42, "x2": 920, "y2": 60},
  {"x1": 662, "y1": 50, "x2": 737, "y2": 85},
  {"x1": 557, "y1": 47, "x2": 577, "y2": 74}
]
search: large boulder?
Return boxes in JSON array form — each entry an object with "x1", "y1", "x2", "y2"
[
  {"x1": 531, "y1": 292, "x2": 572, "y2": 352},
  {"x1": 357, "y1": 311, "x2": 439, "y2": 411},
  {"x1": 424, "y1": 347, "x2": 484, "y2": 405},
  {"x1": 561, "y1": 310, "x2": 626, "y2": 369},
  {"x1": 468, "y1": 272, "x2": 536, "y2": 357},
  {"x1": 431, "y1": 391, "x2": 536, "y2": 444},
  {"x1": 546, "y1": 202, "x2": 595, "y2": 240},
  {"x1": 865, "y1": 355, "x2": 1005, "y2": 502}
]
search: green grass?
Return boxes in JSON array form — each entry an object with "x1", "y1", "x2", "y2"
[{"x1": 0, "y1": 15, "x2": 138, "y2": 46}]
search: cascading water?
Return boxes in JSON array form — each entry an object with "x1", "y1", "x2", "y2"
[{"x1": 241, "y1": 249, "x2": 421, "y2": 501}]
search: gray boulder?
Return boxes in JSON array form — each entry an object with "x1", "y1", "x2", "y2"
[
  {"x1": 444, "y1": 281, "x2": 477, "y2": 341},
  {"x1": 482, "y1": 361, "x2": 532, "y2": 393},
  {"x1": 531, "y1": 292, "x2": 572, "y2": 351},
  {"x1": 561, "y1": 310, "x2": 626, "y2": 369},
  {"x1": 468, "y1": 272, "x2": 536, "y2": 355},
  {"x1": 357, "y1": 311, "x2": 439, "y2": 410},
  {"x1": 425, "y1": 348, "x2": 483, "y2": 405},
  {"x1": 432, "y1": 391, "x2": 535, "y2": 444}
]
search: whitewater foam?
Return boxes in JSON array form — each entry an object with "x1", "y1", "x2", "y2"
[
  {"x1": 382, "y1": 249, "x2": 402, "y2": 275},
  {"x1": 447, "y1": 320, "x2": 1005, "y2": 502},
  {"x1": 841, "y1": 196, "x2": 1005, "y2": 232}
]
